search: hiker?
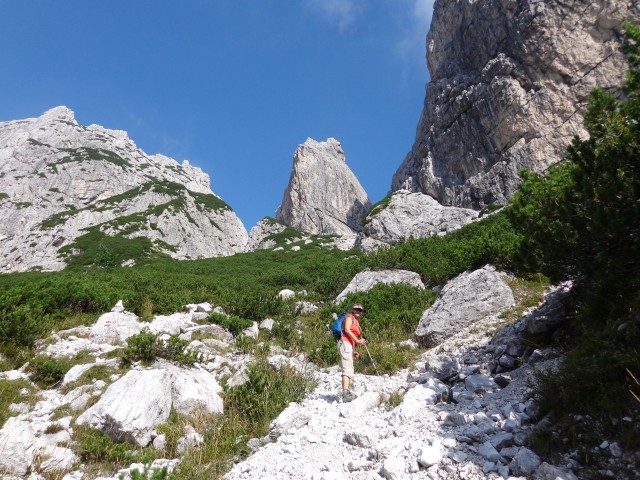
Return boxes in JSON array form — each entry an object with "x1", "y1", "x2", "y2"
[{"x1": 338, "y1": 304, "x2": 367, "y2": 402}]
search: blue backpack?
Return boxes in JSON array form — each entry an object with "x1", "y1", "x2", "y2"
[{"x1": 332, "y1": 312, "x2": 348, "y2": 340}]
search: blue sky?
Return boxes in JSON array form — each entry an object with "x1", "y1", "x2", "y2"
[{"x1": 1, "y1": 0, "x2": 434, "y2": 230}]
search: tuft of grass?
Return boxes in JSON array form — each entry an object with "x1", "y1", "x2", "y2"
[
  {"x1": 71, "y1": 424, "x2": 162, "y2": 477},
  {"x1": 209, "y1": 312, "x2": 253, "y2": 336},
  {"x1": 121, "y1": 330, "x2": 202, "y2": 367},
  {"x1": 0, "y1": 378, "x2": 36, "y2": 427},
  {"x1": 499, "y1": 273, "x2": 550, "y2": 324}
]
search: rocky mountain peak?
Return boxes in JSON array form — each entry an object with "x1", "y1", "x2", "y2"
[
  {"x1": 40, "y1": 105, "x2": 77, "y2": 123},
  {"x1": 276, "y1": 137, "x2": 371, "y2": 237},
  {"x1": 0, "y1": 107, "x2": 248, "y2": 272}
]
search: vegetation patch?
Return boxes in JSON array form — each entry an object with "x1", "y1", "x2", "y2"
[
  {"x1": 55, "y1": 147, "x2": 131, "y2": 169},
  {"x1": 121, "y1": 330, "x2": 202, "y2": 366},
  {"x1": 364, "y1": 194, "x2": 392, "y2": 224},
  {"x1": 0, "y1": 378, "x2": 36, "y2": 427}
]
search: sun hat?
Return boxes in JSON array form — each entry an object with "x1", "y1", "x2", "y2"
[{"x1": 352, "y1": 304, "x2": 365, "y2": 311}]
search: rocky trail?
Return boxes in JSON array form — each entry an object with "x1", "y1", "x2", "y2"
[{"x1": 225, "y1": 311, "x2": 566, "y2": 480}]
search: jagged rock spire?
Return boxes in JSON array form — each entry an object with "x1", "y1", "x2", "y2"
[{"x1": 276, "y1": 138, "x2": 371, "y2": 236}]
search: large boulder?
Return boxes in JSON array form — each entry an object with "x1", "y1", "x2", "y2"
[
  {"x1": 392, "y1": 0, "x2": 637, "y2": 209},
  {"x1": 363, "y1": 190, "x2": 478, "y2": 244},
  {"x1": 246, "y1": 217, "x2": 289, "y2": 251},
  {"x1": 415, "y1": 265, "x2": 514, "y2": 346},
  {"x1": 76, "y1": 369, "x2": 173, "y2": 446},
  {"x1": 276, "y1": 138, "x2": 371, "y2": 236},
  {"x1": 335, "y1": 269, "x2": 425, "y2": 304},
  {"x1": 76, "y1": 364, "x2": 223, "y2": 447}
]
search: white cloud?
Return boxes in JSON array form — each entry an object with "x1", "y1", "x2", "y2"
[{"x1": 305, "y1": 0, "x2": 366, "y2": 32}]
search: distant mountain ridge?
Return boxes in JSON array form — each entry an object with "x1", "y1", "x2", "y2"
[{"x1": 0, "y1": 106, "x2": 248, "y2": 272}]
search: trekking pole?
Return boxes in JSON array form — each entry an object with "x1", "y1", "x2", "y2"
[{"x1": 363, "y1": 343, "x2": 381, "y2": 376}]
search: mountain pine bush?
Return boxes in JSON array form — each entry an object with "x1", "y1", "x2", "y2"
[{"x1": 507, "y1": 22, "x2": 640, "y2": 458}]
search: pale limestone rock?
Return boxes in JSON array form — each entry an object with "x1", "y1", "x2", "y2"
[
  {"x1": 62, "y1": 359, "x2": 119, "y2": 385},
  {"x1": 338, "y1": 391, "x2": 380, "y2": 418},
  {"x1": 276, "y1": 138, "x2": 371, "y2": 236},
  {"x1": 534, "y1": 462, "x2": 579, "y2": 480},
  {"x1": 364, "y1": 190, "x2": 478, "y2": 244},
  {"x1": 39, "y1": 445, "x2": 78, "y2": 473},
  {"x1": 392, "y1": 0, "x2": 638, "y2": 210},
  {"x1": 510, "y1": 447, "x2": 542, "y2": 476},
  {"x1": 278, "y1": 289, "x2": 296, "y2": 299},
  {"x1": 242, "y1": 322, "x2": 259, "y2": 340},
  {"x1": 0, "y1": 417, "x2": 37, "y2": 476},
  {"x1": 344, "y1": 428, "x2": 379, "y2": 448},
  {"x1": 415, "y1": 265, "x2": 514, "y2": 346},
  {"x1": 259, "y1": 318, "x2": 275, "y2": 331},
  {"x1": 165, "y1": 363, "x2": 224, "y2": 416},
  {"x1": 382, "y1": 456, "x2": 406, "y2": 480},
  {"x1": 148, "y1": 312, "x2": 196, "y2": 336},
  {"x1": 269, "y1": 402, "x2": 311, "y2": 440},
  {"x1": 246, "y1": 217, "x2": 288, "y2": 251},
  {"x1": 76, "y1": 369, "x2": 173, "y2": 446},
  {"x1": 88, "y1": 310, "x2": 142, "y2": 345},
  {"x1": 334, "y1": 269, "x2": 425, "y2": 304},
  {"x1": 417, "y1": 439, "x2": 444, "y2": 468},
  {"x1": 0, "y1": 106, "x2": 247, "y2": 273}
]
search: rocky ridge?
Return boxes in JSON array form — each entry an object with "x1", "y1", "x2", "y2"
[
  {"x1": 392, "y1": 0, "x2": 639, "y2": 209},
  {"x1": 0, "y1": 106, "x2": 248, "y2": 272}
]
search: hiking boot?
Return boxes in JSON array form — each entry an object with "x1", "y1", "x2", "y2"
[{"x1": 341, "y1": 389, "x2": 356, "y2": 403}]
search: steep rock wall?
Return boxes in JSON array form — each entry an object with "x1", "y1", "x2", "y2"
[{"x1": 392, "y1": 0, "x2": 639, "y2": 208}]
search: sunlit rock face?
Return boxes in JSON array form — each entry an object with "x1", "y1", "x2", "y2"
[
  {"x1": 0, "y1": 106, "x2": 248, "y2": 272},
  {"x1": 276, "y1": 137, "x2": 371, "y2": 237},
  {"x1": 392, "y1": 0, "x2": 638, "y2": 209}
]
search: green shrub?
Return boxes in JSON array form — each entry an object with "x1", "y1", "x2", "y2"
[
  {"x1": 122, "y1": 330, "x2": 201, "y2": 366},
  {"x1": 209, "y1": 313, "x2": 253, "y2": 336},
  {"x1": 28, "y1": 356, "x2": 72, "y2": 388},
  {"x1": 122, "y1": 330, "x2": 158, "y2": 364}
]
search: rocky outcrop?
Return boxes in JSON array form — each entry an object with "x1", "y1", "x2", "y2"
[
  {"x1": 415, "y1": 266, "x2": 515, "y2": 346},
  {"x1": 334, "y1": 269, "x2": 426, "y2": 305},
  {"x1": 363, "y1": 190, "x2": 479, "y2": 245},
  {"x1": 276, "y1": 138, "x2": 371, "y2": 236},
  {"x1": 0, "y1": 106, "x2": 248, "y2": 272},
  {"x1": 392, "y1": 0, "x2": 639, "y2": 209},
  {"x1": 246, "y1": 217, "x2": 289, "y2": 251}
]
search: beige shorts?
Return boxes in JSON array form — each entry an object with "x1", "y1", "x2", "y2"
[{"x1": 338, "y1": 339, "x2": 354, "y2": 379}]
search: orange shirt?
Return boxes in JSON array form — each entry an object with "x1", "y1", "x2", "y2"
[{"x1": 341, "y1": 314, "x2": 361, "y2": 348}]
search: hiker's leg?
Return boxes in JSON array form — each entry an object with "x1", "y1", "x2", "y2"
[{"x1": 339, "y1": 340, "x2": 354, "y2": 389}]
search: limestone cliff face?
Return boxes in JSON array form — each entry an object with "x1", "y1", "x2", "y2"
[
  {"x1": 392, "y1": 0, "x2": 639, "y2": 209},
  {"x1": 0, "y1": 106, "x2": 248, "y2": 272},
  {"x1": 276, "y1": 138, "x2": 371, "y2": 236}
]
